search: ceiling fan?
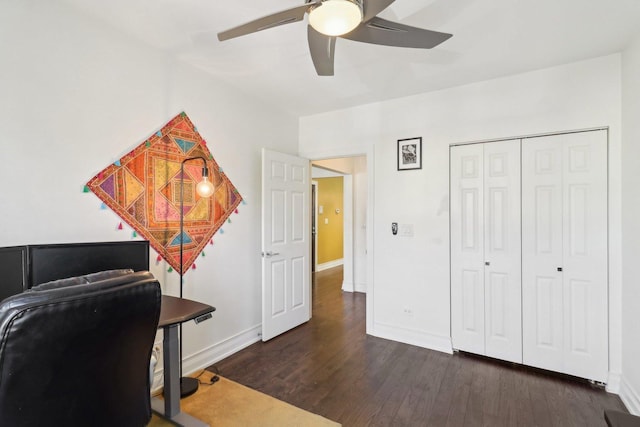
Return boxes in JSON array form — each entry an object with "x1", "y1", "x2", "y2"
[{"x1": 217, "y1": 0, "x2": 452, "y2": 76}]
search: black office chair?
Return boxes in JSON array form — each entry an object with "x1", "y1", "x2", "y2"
[{"x1": 0, "y1": 270, "x2": 161, "y2": 427}]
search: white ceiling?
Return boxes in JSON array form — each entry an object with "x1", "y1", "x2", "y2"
[{"x1": 62, "y1": 0, "x2": 640, "y2": 117}]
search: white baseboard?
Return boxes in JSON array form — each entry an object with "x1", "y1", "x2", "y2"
[
  {"x1": 370, "y1": 321, "x2": 453, "y2": 354},
  {"x1": 152, "y1": 324, "x2": 262, "y2": 392},
  {"x1": 316, "y1": 259, "x2": 343, "y2": 271},
  {"x1": 620, "y1": 376, "x2": 640, "y2": 415},
  {"x1": 342, "y1": 281, "x2": 367, "y2": 293},
  {"x1": 606, "y1": 372, "x2": 621, "y2": 394}
]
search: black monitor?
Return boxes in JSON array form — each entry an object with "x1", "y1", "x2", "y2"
[
  {"x1": 28, "y1": 241, "x2": 150, "y2": 287},
  {"x1": 0, "y1": 246, "x2": 28, "y2": 301}
]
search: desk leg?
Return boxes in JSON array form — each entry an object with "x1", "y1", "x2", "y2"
[
  {"x1": 151, "y1": 324, "x2": 209, "y2": 427},
  {"x1": 163, "y1": 324, "x2": 180, "y2": 418}
]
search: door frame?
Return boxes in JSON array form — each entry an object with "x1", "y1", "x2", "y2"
[{"x1": 311, "y1": 180, "x2": 318, "y2": 272}]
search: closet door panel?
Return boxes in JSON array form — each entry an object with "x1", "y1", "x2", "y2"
[
  {"x1": 522, "y1": 137, "x2": 564, "y2": 371},
  {"x1": 522, "y1": 130, "x2": 608, "y2": 382},
  {"x1": 484, "y1": 140, "x2": 522, "y2": 363},
  {"x1": 461, "y1": 268, "x2": 484, "y2": 340},
  {"x1": 451, "y1": 144, "x2": 485, "y2": 354},
  {"x1": 561, "y1": 131, "x2": 608, "y2": 382}
]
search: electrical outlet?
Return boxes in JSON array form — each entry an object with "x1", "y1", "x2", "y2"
[{"x1": 402, "y1": 307, "x2": 413, "y2": 316}]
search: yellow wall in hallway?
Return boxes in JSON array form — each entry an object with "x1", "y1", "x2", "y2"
[{"x1": 317, "y1": 177, "x2": 343, "y2": 264}]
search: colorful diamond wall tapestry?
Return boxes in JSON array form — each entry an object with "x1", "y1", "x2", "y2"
[{"x1": 87, "y1": 112, "x2": 242, "y2": 274}]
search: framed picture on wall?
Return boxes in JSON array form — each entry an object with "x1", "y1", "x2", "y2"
[{"x1": 397, "y1": 137, "x2": 422, "y2": 171}]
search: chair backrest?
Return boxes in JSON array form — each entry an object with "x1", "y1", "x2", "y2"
[{"x1": 0, "y1": 270, "x2": 161, "y2": 427}]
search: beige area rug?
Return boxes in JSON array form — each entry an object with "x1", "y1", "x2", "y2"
[{"x1": 149, "y1": 371, "x2": 340, "y2": 427}]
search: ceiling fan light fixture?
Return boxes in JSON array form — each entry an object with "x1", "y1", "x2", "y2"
[{"x1": 309, "y1": 0, "x2": 363, "y2": 37}]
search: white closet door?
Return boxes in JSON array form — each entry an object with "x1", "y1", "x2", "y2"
[
  {"x1": 522, "y1": 130, "x2": 608, "y2": 382},
  {"x1": 451, "y1": 143, "x2": 485, "y2": 355},
  {"x1": 484, "y1": 140, "x2": 522, "y2": 363},
  {"x1": 561, "y1": 131, "x2": 608, "y2": 382},
  {"x1": 451, "y1": 139, "x2": 521, "y2": 360},
  {"x1": 522, "y1": 136, "x2": 565, "y2": 371}
]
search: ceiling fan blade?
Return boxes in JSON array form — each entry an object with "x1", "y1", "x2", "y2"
[
  {"x1": 362, "y1": 0, "x2": 396, "y2": 22},
  {"x1": 308, "y1": 25, "x2": 336, "y2": 76},
  {"x1": 342, "y1": 17, "x2": 452, "y2": 49},
  {"x1": 218, "y1": 3, "x2": 317, "y2": 41}
]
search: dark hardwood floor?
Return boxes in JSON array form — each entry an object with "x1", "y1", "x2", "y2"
[{"x1": 207, "y1": 266, "x2": 627, "y2": 426}]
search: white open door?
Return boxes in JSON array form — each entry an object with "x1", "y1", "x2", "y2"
[{"x1": 261, "y1": 148, "x2": 311, "y2": 341}]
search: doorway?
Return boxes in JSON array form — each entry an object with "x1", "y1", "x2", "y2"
[{"x1": 311, "y1": 156, "x2": 367, "y2": 294}]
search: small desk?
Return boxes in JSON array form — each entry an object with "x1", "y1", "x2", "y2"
[{"x1": 151, "y1": 295, "x2": 215, "y2": 427}]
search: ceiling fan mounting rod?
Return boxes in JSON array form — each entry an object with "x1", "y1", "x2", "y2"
[{"x1": 306, "y1": 0, "x2": 363, "y2": 9}]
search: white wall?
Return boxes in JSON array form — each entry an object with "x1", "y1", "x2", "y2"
[
  {"x1": 300, "y1": 55, "x2": 624, "y2": 369},
  {"x1": 313, "y1": 158, "x2": 354, "y2": 174},
  {"x1": 311, "y1": 167, "x2": 345, "y2": 178},
  {"x1": 621, "y1": 34, "x2": 640, "y2": 414},
  {"x1": 0, "y1": 1, "x2": 299, "y2": 380}
]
